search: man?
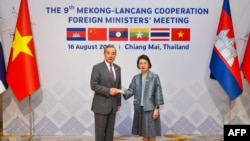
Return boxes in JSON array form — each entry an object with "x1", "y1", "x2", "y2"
[{"x1": 90, "y1": 44, "x2": 121, "y2": 141}]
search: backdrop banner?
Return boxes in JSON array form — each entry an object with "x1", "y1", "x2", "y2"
[{"x1": 0, "y1": 0, "x2": 250, "y2": 136}]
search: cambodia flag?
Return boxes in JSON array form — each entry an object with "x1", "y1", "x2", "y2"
[
  {"x1": 67, "y1": 28, "x2": 86, "y2": 41},
  {"x1": 109, "y1": 28, "x2": 128, "y2": 41},
  {"x1": 242, "y1": 34, "x2": 250, "y2": 84},
  {"x1": 209, "y1": 0, "x2": 242, "y2": 100}
]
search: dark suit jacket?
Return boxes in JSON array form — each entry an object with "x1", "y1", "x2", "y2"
[{"x1": 90, "y1": 61, "x2": 121, "y2": 114}]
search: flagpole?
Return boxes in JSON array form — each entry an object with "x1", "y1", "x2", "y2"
[
  {"x1": 29, "y1": 95, "x2": 33, "y2": 141},
  {"x1": 228, "y1": 100, "x2": 231, "y2": 124},
  {"x1": 26, "y1": 95, "x2": 41, "y2": 141}
]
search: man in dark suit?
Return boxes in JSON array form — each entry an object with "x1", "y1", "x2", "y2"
[{"x1": 90, "y1": 44, "x2": 121, "y2": 141}]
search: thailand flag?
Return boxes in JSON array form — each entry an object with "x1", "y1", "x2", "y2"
[
  {"x1": 0, "y1": 36, "x2": 8, "y2": 93},
  {"x1": 209, "y1": 0, "x2": 242, "y2": 100},
  {"x1": 150, "y1": 28, "x2": 170, "y2": 41}
]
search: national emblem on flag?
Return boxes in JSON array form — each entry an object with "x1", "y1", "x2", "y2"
[
  {"x1": 67, "y1": 28, "x2": 86, "y2": 41},
  {"x1": 130, "y1": 28, "x2": 149, "y2": 41},
  {"x1": 209, "y1": 0, "x2": 242, "y2": 100},
  {"x1": 171, "y1": 28, "x2": 190, "y2": 41},
  {"x1": 150, "y1": 28, "x2": 170, "y2": 41},
  {"x1": 109, "y1": 28, "x2": 128, "y2": 41},
  {"x1": 88, "y1": 28, "x2": 107, "y2": 41}
]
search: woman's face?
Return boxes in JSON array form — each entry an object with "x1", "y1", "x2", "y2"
[{"x1": 138, "y1": 59, "x2": 149, "y2": 73}]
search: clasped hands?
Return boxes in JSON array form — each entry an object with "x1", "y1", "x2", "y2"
[{"x1": 110, "y1": 88, "x2": 124, "y2": 96}]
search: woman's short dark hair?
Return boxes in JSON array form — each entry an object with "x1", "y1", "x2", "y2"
[{"x1": 137, "y1": 54, "x2": 152, "y2": 69}]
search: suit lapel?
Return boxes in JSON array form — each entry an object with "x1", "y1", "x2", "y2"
[{"x1": 101, "y1": 61, "x2": 110, "y2": 74}]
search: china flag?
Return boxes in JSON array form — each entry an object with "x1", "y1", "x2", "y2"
[
  {"x1": 88, "y1": 28, "x2": 107, "y2": 41},
  {"x1": 6, "y1": 0, "x2": 40, "y2": 101}
]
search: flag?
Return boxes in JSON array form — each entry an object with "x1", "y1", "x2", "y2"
[
  {"x1": 130, "y1": 28, "x2": 149, "y2": 41},
  {"x1": 209, "y1": 0, "x2": 242, "y2": 100},
  {"x1": 67, "y1": 28, "x2": 86, "y2": 41},
  {"x1": 109, "y1": 28, "x2": 128, "y2": 41},
  {"x1": 242, "y1": 34, "x2": 250, "y2": 84},
  {"x1": 88, "y1": 28, "x2": 107, "y2": 41},
  {"x1": 150, "y1": 28, "x2": 170, "y2": 41},
  {"x1": 0, "y1": 32, "x2": 8, "y2": 93},
  {"x1": 6, "y1": 0, "x2": 40, "y2": 101},
  {"x1": 171, "y1": 28, "x2": 190, "y2": 41}
]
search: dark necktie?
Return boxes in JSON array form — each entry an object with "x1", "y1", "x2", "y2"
[{"x1": 109, "y1": 64, "x2": 115, "y2": 83}]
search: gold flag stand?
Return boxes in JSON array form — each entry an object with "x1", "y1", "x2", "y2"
[
  {"x1": 22, "y1": 96, "x2": 41, "y2": 141},
  {"x1": 228, "y1": 100, "x2": 231, "y2": 125}
]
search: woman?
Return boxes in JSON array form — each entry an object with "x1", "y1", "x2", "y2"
[{"x1": 119, "y1": 54, "x2": 164, "y2": 141}]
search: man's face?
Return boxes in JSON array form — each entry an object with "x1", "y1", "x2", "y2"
[{"x1": 104, "y1": 47, "x2": 116, "y2": 64}]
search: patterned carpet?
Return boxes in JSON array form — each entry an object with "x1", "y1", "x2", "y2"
[
  {"x1": 0, "y1": 122, "x2": 222, "y2": 141},
  {"x1": 0, "y1": 134, "x2": 223, "y2": 141}
]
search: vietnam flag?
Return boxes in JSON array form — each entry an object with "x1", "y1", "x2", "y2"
[
  {"x1": 88, "y1": 28, "x2": 107, "y2": 41},
  {"x1": 6, "y1": 0, "x2": 40, "y2": 101},
  {"x1": 171, "y1": 28, "x2": 190, "y2": 41},
  {"x1": 130, "y1": 28, "x2": 149, "y2": 41},
  {"x1": 209, "y1": 0, "x2": 242, "y2": 100},
  {"x1": 242, "y1": 34, "x2": 250, "y2": 84}
]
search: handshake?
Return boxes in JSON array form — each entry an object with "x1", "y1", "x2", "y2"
[{"x1": 110, "y1": 88, "x2": 124, "y2": 96}]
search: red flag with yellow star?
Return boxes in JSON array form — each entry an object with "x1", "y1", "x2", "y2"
[
  {"x1": 171, "y1": 28, "x2": 190, "y2": 41},
  {"x1": 6, "y1": 0, "x2": 40, "y2": 101}
]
